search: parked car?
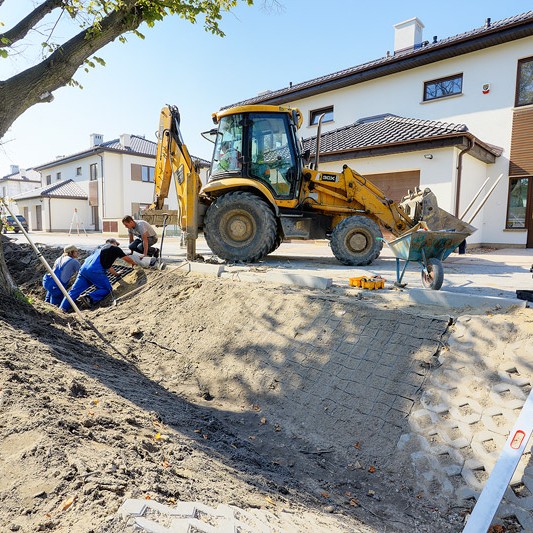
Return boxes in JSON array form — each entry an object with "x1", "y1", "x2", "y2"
[{"x1": 2, "y1": 215, "x2": 28, "y2": 233}]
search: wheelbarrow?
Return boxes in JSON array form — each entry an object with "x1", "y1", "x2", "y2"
[{"x1": 385, "y1": 224, "x2": 472, "y2": 290}]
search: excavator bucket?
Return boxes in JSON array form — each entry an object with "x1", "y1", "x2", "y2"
[{"x1": 142, "y1": 209, "x2": 179, "y2": 227}]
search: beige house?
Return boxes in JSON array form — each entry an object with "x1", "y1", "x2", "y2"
[
  {"x1": 230, "y1": 11, "x2": 533, "y2": 248},
  {"x1": 13, "y1": 134, "x2": 209, "y2": 234},
  {"x1": 0, "y1": 165, "x2": 41, "y2": 221}
]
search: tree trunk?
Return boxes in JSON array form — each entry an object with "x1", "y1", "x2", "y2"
[{"x1": 0, "y1": 236, "x2": 17, "y2": 295}]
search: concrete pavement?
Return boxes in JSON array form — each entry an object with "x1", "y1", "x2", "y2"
[{"x1": 7, "y1": 230, "x2": 533, "y2": 307}]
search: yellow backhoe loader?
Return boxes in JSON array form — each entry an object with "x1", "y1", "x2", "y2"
[{"x1": 143, "y1": 104, "x2": 473, "y2": 267}]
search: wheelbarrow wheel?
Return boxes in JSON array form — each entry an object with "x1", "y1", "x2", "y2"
[{"x1": 421, "y1": 258, "x2": 444, "y2": 290}]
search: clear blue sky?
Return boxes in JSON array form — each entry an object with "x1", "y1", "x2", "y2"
[{"x1": 1, "y1": 1, "x2": 532, "y2": 177}]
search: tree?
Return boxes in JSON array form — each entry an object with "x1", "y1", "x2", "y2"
[{"x1": 0, "y1": 0, "x2": 255, "y2": 295}]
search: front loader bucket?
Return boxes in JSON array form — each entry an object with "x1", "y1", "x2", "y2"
[{"x1": 399, "y1": 189, "x2": 476, "y2": 237}]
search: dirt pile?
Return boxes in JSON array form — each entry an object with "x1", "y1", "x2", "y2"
[{"x1": 1, "y1": 238, "x2": 524, "y2": 532}]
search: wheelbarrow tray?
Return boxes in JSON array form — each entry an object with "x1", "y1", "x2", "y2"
[{"x1": 388, "y1": 229, "x2": 470, "y2": 262}]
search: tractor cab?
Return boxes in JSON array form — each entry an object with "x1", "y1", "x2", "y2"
[{"x1": 209, "y1": 106, "x2": 303, "y2": 200}]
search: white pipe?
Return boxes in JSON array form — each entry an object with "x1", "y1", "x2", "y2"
[
  {"x1": 466, "y1": 174, "x2": 503, "y2": 225},
  {"x1": 460, "y1": 176, "x2": 490, "y2": 220},
  {"x1": 1, "y1": 199, "x2": 86, "y2": 323}
]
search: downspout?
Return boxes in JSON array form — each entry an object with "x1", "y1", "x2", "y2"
[
  {"x1": 454, "y1": 139, "x2": 474, "y2": 217},
  {"x1": 48, "y1": 197, "x2": 52, "y2": 232},
  {"x1": 99, "y1": 154, "x2": 105, "y2": 220}
]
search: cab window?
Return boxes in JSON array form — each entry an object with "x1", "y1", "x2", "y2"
[
  {"x1": 249, "y1": 113, "x2": 297, "y2": 197},
  {"x1": 212, "y1": 114, "x2": 243, "y2": 174}
]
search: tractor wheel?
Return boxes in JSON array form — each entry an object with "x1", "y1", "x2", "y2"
[
  {"x1": 204, "y1": 191, "x2": 276, "y2": 262},
  {"x1": 421, "y1": 258, "x2": 444, "y2": 290},
  {"x1": 330, "y1": 216, "x2": 383, "y2": 266},
  {"x1": 268, "y1": 232, "x2": 283, "y2": 254}
]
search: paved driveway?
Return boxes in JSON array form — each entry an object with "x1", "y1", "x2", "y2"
[{"x1": 8, "y1": 231, "x2": 533, "y2": 302}]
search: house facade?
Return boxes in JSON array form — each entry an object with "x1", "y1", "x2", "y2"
[
  {"x1": 231, "y1": 12, "x2": 533, "y2": 248},
  {"x1": 0, "y1": 165, "x2": 41, "y2": 220},
  {"x1": 14, "y1": 134, "x2": 209, "y2": 234}
]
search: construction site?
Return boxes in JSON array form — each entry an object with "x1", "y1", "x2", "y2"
[{"x1": 0, "y1": 230, "x2": 532, "y2": 533}]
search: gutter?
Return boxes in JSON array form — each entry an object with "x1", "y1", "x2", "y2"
[{"x1": 48, "y1": 197, "x2": 52, "y2": 231}]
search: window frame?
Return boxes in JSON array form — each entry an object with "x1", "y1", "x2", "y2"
[
  {"x1": 56, "y1": 172, "x2": 61, "y2": 181},
  {"x1": 423, "y1": 73, "x2": 463, "y2": 102},
  {"x1": 90, "y1": 163, "x2": 98, "y2": 181},
  {"x1": 505, "y1": 176, "x2": 531, "y2": 229},
  {"x1": 516, "y1": 56, "x2": 533, "y2": 107},
  {"x1": 309, "y1": 106, "x2": 334, "y2": 126},
  {"x1": 45, "y1": 175, "x2": 52, "y2": 185},
  {"x1": 141, "y1": 165, "x2": 155, "y2": 183},
  {"x1": 76, "y1": 166, "x2": 82, "y2": 176}
]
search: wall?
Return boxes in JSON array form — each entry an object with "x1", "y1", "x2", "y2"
[{"x1": 287, "y1": 37, "x2": 533, "y2": 246}]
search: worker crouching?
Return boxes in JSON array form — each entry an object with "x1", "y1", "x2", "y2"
[{"x1": 59, "y1": 238, "x2": 136, "y2": 312}]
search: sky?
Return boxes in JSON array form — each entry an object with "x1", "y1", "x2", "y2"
[{"x1": 1, "y1": 0, "x2": 532, "y2": 177}]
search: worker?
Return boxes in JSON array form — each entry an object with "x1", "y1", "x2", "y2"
[
  {"x1": 42, "y1": 245, "x2": 81, "y2": 306},
  {"x1": 122, "y1": 215, "x2": 159, "y2": 258},
  {"x1": 59, "y1": 238, "x2": 136, "y2": 312}
]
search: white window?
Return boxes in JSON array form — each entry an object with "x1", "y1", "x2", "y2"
[{"x1": 310, "y1": 106, "x2": 334, "y2": 126}]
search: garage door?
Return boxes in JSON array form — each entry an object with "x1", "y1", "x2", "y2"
[{"x1": 365, "y1": 170, "x2": 420, "y2": 203}]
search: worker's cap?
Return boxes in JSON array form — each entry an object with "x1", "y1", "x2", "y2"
[
  {"x1": 64, "y1": 245, "x2": 78, "y2": 254},
  {"x1": 106, "y1": 238, "x2": 119, "y2": 245}
]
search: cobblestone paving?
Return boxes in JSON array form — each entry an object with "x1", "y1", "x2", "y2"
[{"x1": 398, "y1": 314, "x2": 533, "y2": 530}]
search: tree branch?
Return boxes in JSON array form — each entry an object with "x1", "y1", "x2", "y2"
[
  {"x1": 0, "y1": 0, "x2": 64, "y2": 48},
  {"x1": 0, "y1": 6, "x2": 144, "y2": 138}
]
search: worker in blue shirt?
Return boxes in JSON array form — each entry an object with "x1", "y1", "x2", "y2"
[
  {"x1": 59, "y1": 238, "x2": 136, "y2": 312},
  {"x1": 43, "y1": 245, "x2": 81, "y2": 306}
]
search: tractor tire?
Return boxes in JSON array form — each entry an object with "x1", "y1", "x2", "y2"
[
  {"x1": 421, "y1": 258, "x2": 444, "y2": 290},
  {"x1": 330, "y1": 216, "x2": 383, "y2": 266},
  {"x1": 204, "y1": 191, "x2": 276, "y2": 262},
  {"x1": 268, "y1": 232, "x2": 283, "y2": 254}
]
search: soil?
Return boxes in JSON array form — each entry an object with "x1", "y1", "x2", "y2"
[{"x1": 0, "y1": 236, "x2": 530, "y2": 532}]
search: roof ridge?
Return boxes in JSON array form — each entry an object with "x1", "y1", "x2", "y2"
[{"x1": 385, "y1": 115, "x2": 468, "y2": 132}]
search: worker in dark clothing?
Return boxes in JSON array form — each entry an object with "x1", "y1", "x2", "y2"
[{"x1": 59, "y1": 238, "x2": 136, "y2": 312}]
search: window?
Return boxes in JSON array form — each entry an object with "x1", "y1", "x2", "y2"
[
  {"x1": 76, "y1": 167, "x2": 82, "y2": 176},
  {"x1": 46, "y1": 175, "x2": 51, "y2": 185},
  {"x1": 423, "y1": 74, "x2": 463, "y2": 101},
  {"x1": 56, "y1": 172, "x2": 61, "y2": 181},
  {"x1": 248, "y1": 113, "x2": 298, "y2": 197},
  {"x1": 212, "y1": 114, "x2": 243, "y2": 174},
  {"x1": 516, "y1": 57, "x2": 533, "y2": 107},
  {"x1": 90, "y1": 163, "x2": 98, "y2": 181},
  {"x1": 310, "y1": 106, "x2": 334, "y2": 125},
  {"x1": 141, "y1": 166, "x2": 155, "y2": 183},
  {"x1": 506, "y1": 177, "x2": 529, "y2": 228}
]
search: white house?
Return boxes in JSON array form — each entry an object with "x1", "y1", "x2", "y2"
[
  {"x1": 0, "y1": 165, "x2": 41, "y2": 220},
  {"x1": 230, "y1": 11, "x2": 533, "y2": 248},
  {"x1": 13, "y1": 134, "x2": 209, "y2": 234}
]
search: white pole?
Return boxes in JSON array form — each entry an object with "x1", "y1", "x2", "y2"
[
  {"x1": 1, "y1": 199, "x2": 86, "y2": 323},
  {"x1": 466, "y1": 174, "x2": 503, "y2": 225},
  {"x1": 460, "y1": 177, "x2": 490, "y2": 220}
]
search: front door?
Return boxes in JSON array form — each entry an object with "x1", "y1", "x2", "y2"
[
  {"x1": 35, "y1": 205, "x2": 42, "y2": 231},
  {"x1": 527, "y1": 177, "x2": 533, "y2": 248},
  {"x1": 507, "y1": 176, "x2": 533, "y2": 248}
]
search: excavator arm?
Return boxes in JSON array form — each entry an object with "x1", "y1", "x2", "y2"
[{"x1": 143, "y1": 105, "x2": 200, "y2": 260}]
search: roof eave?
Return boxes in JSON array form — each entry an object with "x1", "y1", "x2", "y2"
[
  {"x1": 244, "y1": 20, "x2": 533, "y2": 106},
  {"x1": 318, "y1": 134, "x2": 499, "y2": 164}
]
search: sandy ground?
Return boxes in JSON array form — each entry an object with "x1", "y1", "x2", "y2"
[{"x1": 1, "y1": 236, "x2": 531, "y2": 532}]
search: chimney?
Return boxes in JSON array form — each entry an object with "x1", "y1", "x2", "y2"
[
  {"x1": 10, "y1": 165, "x2": 19, "y2": 175},
  {"x1": 120, "y1": 134, "x2": 131, "y2": 150},
  {"x1": 393, "y1": 17, "x2": 424, "y2": 53},
  {"x1": 90, "y1": 133, "x2": 104, "y2": 147}
]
